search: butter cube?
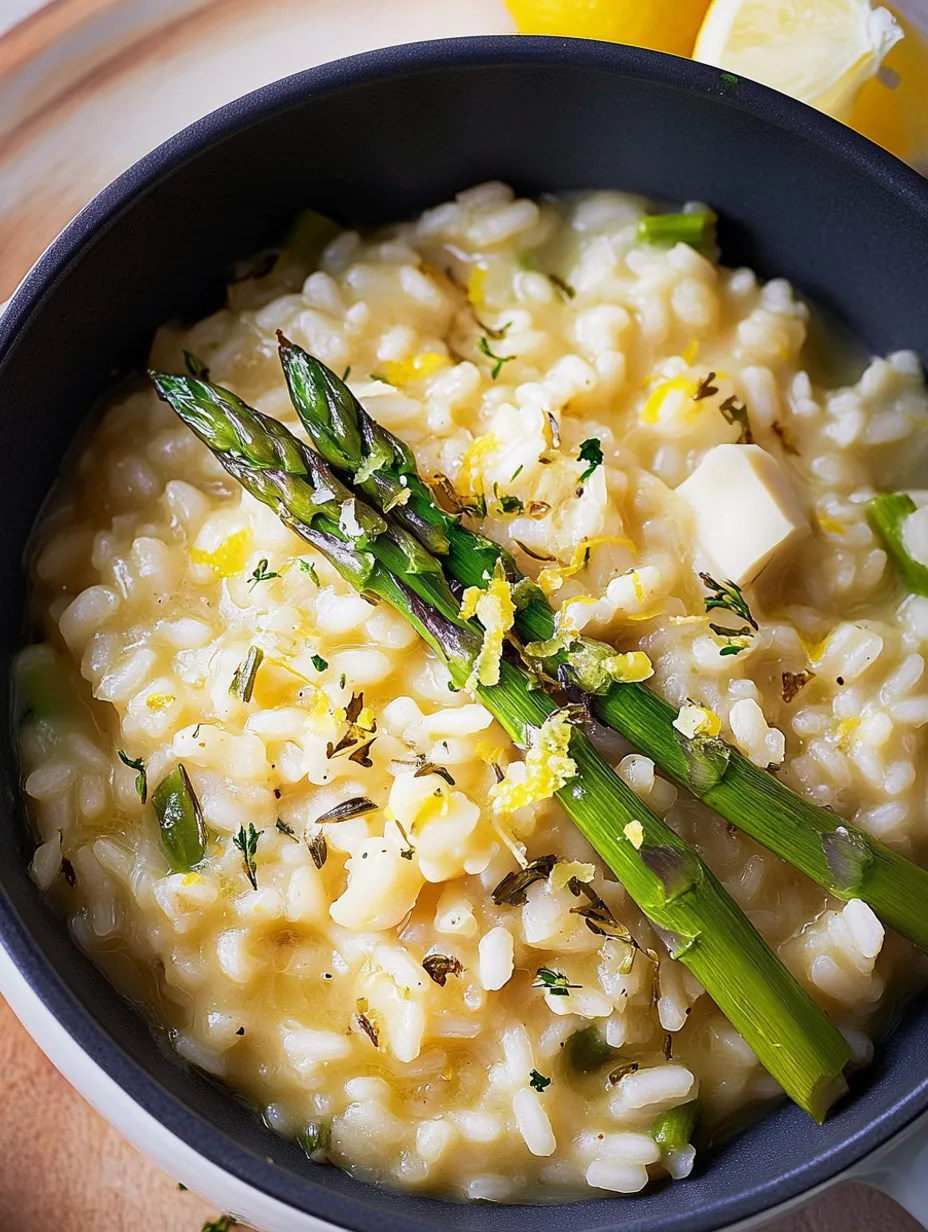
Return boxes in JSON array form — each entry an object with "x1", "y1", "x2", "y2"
[{"x1": 676, "y1": 444, "x2": 809, "y2": 585}]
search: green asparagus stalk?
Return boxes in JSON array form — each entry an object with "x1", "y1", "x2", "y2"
[
  {"x1": 278, "y1": 341, "x2": 928, "y2": 953},
  {"x1": 152, "y1": 368, "x2": 851, "y2": 1120},
  {"x1": 636, "y1": 209, "x2": 717, "y2": 256}
]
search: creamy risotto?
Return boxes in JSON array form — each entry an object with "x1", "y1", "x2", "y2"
[{"x1": 18, "y1": 182, "x2": 928, "y2": 1201}]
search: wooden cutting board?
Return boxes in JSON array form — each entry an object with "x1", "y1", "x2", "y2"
[{"x1": 0, "y1": 3, "x2": 921, "y2": 1229}]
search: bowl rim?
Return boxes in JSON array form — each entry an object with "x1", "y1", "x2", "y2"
[{"x1": 3, "y1": 32, "x2": 928, "y2": 1232}]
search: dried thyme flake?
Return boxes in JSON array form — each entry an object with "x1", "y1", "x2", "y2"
[
  {"x1": 315, "y1": 796, "x2": 377, "y2": 825},
  {"x1": 782, "y1": 669, "x2": 815, "y2": 703},
  {"x1": 491, "y1": 854, "x2": 558, "y2": 906},
  {"x1": 422, "y1": 953, "x2": 465, "y2": 987}
]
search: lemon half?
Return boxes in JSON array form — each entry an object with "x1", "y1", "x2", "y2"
[
  {"x1": 505, "y1": 0, "x2": 712, "y2": 58},
  {"x1": 694, "y1": 0, "x2": 903, "y2": 121}
]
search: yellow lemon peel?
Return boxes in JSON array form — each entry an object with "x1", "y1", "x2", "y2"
[
  {"x1": 641, "y1": 376, "x2": 701, "y2": 426},
  {"x1": 467, "y1": 265, "x2": 488, "y2": 309},
  {"x1": 624, "y1": 821, "x2": 645, "y2": 849},
  {"x1": 538, "y1": 536, "x2": 636, "y2": 598},
  {"x1": 146, "y1": 693, "x2": 175, "y2": 712},
  {"x1": 460, "y1": 562, "x2": 516, "y2": 689},
  {"x1": 191, "y1": 528, "x2": 251, "y2": 578},
  {"x1": 457, "y1": 433, "x2": 501, "y2": 498},
  {"x1": 490, "y1": 709, "x2": 578, "y2": 816},
  {"x1": 818, "y1": 513, "x2": 847, "y2": 536},
  {"x1": 550, "y1": 860, "x2": 596, "y2": 891},
  {"x1": 383, "y1": 353, "x2": 451, "y2": 386},
  {"x1": 673, "y1": 702, "x2": 722, "y2": 740}
]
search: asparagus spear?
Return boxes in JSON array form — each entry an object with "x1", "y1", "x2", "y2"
[
  {"x1": 278, "y1": 341, "x2": 928, "y2": 953},
  {"x1": 152, "y1": 369, "x2": 851, "y2": 1119},
  {"x1": 636, "y1": 209, "x2": 717, "y2": 257}
]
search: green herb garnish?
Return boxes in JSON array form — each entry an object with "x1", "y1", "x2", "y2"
[
  {"x1": 297, "y1": 1120, "x2": 331, "y2": 1158},
  {"x1": 700, "y1": 573, "x2": 758, "y2": 630},
  {"x1": 533, "y1": 966, "x2": 580, "y2": 997},
  {"x1": 529, "y1": 1068, "x2": 551, "y2": 1092},
  {"x1": 248, "y1": 558, "x2": 278, "y2": 589},
  {"x1": 300, "y1": 559, "x2": 320, "y2": 585},
  {"x1": 118, "y1": 750, "x2": 147, "y2": 804},
  {"x1": 578, "y1": 438, "x2": 604, "y2": 482},
  {"x1": 233, "y1": 823, "x2": 260, "y2": 890},
  {"x1": 229, "y1": 646, "x2": 263, "y2": 703},
  {"x1": 478, "y1": 335, "x2": 515, "y2": 380},
  {"x1": 276, "y1": 818, "x2": 298, "y2": 840},
  {"x1": 311, "y1": 653, "x2": 328, "y2": 672}
]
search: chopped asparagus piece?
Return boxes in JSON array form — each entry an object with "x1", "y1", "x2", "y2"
[{"x1": 151, "y1": 764, "x2": 206, "y2": 872}]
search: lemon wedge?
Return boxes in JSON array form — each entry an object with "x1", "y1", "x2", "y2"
[
  {"x1": 505, "y1": 0, "x2": 711, "y2": 58},
  {"x1": 694, "y1": 0, "x2": 903, "y2": 121}
]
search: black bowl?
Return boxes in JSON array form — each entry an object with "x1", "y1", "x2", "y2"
[{"x1": 2, "y1": 35, "x2": 928, "y2": 1232}]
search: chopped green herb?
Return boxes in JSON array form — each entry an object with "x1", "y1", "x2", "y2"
[
  {"x1": 342, "y1": 365, "x2": 352, "y2": 382},
  {"x1": 177, "y1": 1183, "x2": 188, "y2": 1192},
  {"x1": 311, "y1": 653, "x2": 328, "y2": 672},
  {"x1": 118, "y1": 750, "x2": 147, "y2": 804},
  {"x1": 300, "y1": 559, "x2": 320, "y2": 585},
  {"x1": 276, "y1": 818, "x2": 298, "y2": 840},
  {"x1": 201, "y1": 1217, "x2": 238, "y2": 1232},
  {"x1": 339, "y1": 672, "x2": 347, "y2": 689},
  {"x1": 529, "y1": 1068, "x2": 551, "y2": 1092},
  {"x1": 578, "y1": 438, "x2": 604, "y2": 483},
  {"x1": 719, "y1": 395, "x2": 754, "y2": 444},
  {"x1": 422, "y1": 953, "x2": 464, "y2": 986},
  {"x1": 533, "y1": 966, "x2": 580, "y2": 997},
  {"x1": 229, "y1": 646, "x2": 263, "y2": 703},
  {"x1": 233, "y1": 823, "x2": 260, "y2": 890},
  {"x1": 496, "y1": 493, "x2": 524, "y2": 515},
  {"x1": 548, "y1": 273, "x2": 576, "y2": 300},
  {"x1": 369, "y1": 372, "x2": 389, "y2": 384},
  {"x1": 510, "y1": 464, "x2": 524, "y2": 483},
  {"x1": 700, "y1": 573, "x2": 758, "y2": 630},
  {"x1": 297, "y1": 1120, "x2": 331, "y2": 1158},
  {"x1": 709, "y1": 623, "x2": 754, "y2": 657},
  {"x1": 720, "y1": 70, "x2": 740, "y2": 89},
  {"x1": 248, "y1": 558, "x2": 278, "y2": 589},
  {"x1": 478, "y1": 335, "x2": 515, "y2": 380},
  {"x1": 636, "y1": 209, "x2": 717, "y2": 257},
  {"x1": 184, "y1": 351, "x2": 209, "y2": 380},
  {"x1": 868, "y1": 493, "x2": 928, "y2": 597}
]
